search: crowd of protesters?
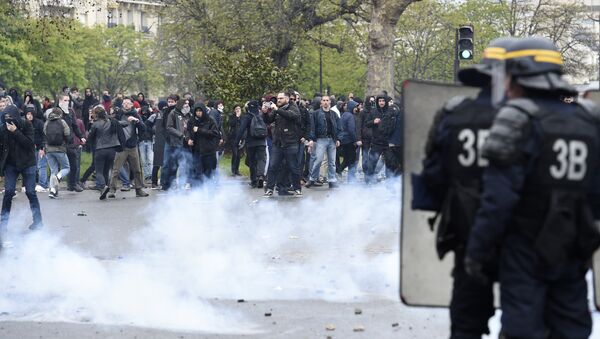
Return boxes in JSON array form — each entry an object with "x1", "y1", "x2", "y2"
[{"x1": 0, "y1": 84, "x2": 404, "y2": 202}]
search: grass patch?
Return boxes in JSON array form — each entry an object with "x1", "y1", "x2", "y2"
[{"x1": 79, "y1": 150, "x2": 250, "y2": 179}]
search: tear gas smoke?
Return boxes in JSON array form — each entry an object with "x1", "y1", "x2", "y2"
[{"x1": 0, "y1": 181, "x2": 401, "y2": 333}]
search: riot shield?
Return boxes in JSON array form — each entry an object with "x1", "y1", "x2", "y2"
[
  {"x1": 400, "y1": 80, "x2": 479, "y2": 307},
  {"x1": 583, "y1": 90, "x2": 600, "y2": 311}
]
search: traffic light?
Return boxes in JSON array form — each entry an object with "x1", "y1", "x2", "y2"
[{"x1": 457, "y1": 25, "x2": 474, "y2": 60}]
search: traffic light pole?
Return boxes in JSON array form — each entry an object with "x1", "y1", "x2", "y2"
[{"x1": 454, "y1": 28, "x2": 460, "y2": 83}]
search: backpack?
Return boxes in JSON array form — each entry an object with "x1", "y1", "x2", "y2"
[
  {"x1": 46, "y1": 119, "x2": 65, "y2": 146},
  {"x1": 249, "y1": 112, "x2": 267, "y2": 138}
]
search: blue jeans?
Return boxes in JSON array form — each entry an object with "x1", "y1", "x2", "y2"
[
  {"x1": 161, "y1": 144, "x2": 190, "y2": 190},
  {"x1": 309, "y1": 138, "x2": 337, "y2": 182},
  {"x1": 365, "y1": 146, "x2": 384, "y2": 183},
  {"x1": 46, "y1": 152, "x2": 71, "y2": 179},
  {"x1": 119, "y1": 164, "x2": 131, "y2": 186},
  {"x1": 266, "y1": 143, "x2": 300, "y2": 190},
  {"x1": 37, "y1": 151, "x2": 49, "y2": 188},
  {"x1": 1, "y1": 165, "x2": 42, "y2": 229},
  {"x1": 139, "y1": 140, "x2": 153, "y2": 180}
]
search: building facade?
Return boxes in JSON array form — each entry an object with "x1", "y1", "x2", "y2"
[{"x1": 26, "y1": 0, "x2": 163, "y2": 35}]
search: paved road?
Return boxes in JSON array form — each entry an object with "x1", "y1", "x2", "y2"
[{"x1": 0, "y1": 178, "x2": 597, "y2": 338}]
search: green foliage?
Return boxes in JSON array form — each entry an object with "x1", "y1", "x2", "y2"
[
  {"x1": 290, "y1": 21, "x2": 367, "y2": 99},
  {"x1": 200, "y1": 49, "x2": 295, "y2": 107},
  {"x1": 394, "y1": 0, "x2": 596, "y2": 87},
  {"x1": 0, "y1": 4, "x2": 163, "y2": 98},
  {"x1": 81, "y1": 25, "x2": 164, "y2": 95}
]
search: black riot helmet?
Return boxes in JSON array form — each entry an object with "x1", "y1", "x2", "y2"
[
  {"x1": 458, "y1": 37, "x2": 516, "y2": 88},
  {"x1": 504, "y1": 37, "x2": 576, "y2": 96}
]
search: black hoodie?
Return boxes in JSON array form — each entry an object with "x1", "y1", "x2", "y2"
[
  {"x1": 0, "y1": 105, "x2": 36, "y2": 173},
  {"x1": 365, "y1": 94, "x2": 394, "y2": 147},
  {"x1": 188, "y1": 103, "x2": 220, "y2": 155}
]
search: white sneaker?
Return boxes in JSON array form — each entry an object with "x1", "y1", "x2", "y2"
[
  {"x1": 50, "y1": 175, "x2": 59, "y2": 195},
  {"x1": 35, "y1": 185, "x2": 47, "y2": 193}
]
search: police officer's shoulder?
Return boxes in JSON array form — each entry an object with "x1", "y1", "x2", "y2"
[
  {"x1": 481, "y1": 101, "x2": 535, "y2": 165},
  {"x1": 442, "y1": 95, "x2": 470, "y2": 113},
  {"x1": 575, "y1": 98, "x2": 600, "y2": 122},
  {"x1": 505, "y1": 98, "x2": 540, "y2": 117}
]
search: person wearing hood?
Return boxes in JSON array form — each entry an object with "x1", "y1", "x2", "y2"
[
  {"x1": 23, "y1": 90, "x2": 43, "y2": 120},
  {"x1": 135, "y1": 94, "x2": 153, "y2": 181},
  {"x1": 149, "y1": 99, "x2": 170, "y2": 189},
  {"x1": 364, "y1": 94, "x2": 394, "y2": 184},
  {"x1": 107, "y1": 98, "x2": 148, "y2": 198},
  {"x1": 136, "y1": 92, "x2": 149, "y2": 111},
  {"x1": 235, "y1": 100, "x2": 267, "y2": 188},
  {"x1": 81, "y1": 88, "x2": 99, "y2": 132},
  {"x1": 337, "y1": 100, "x2": 359, "y2": 182},
  {"x1": 187, "y1": 103, "x2": 220, "y2": 185},
  {"x1": 24, "y1": 106, "x2": 48, "y2": 191},
  {"x1": 161, "y1": 97, "x2": 192, "y2": 190},
  {"x1": 8, "y1": 88, "x2": 22, "y2": 109},
  {"x1": 0, "y1": 104, "x2": 43, "y2": 242},
  {"x1": 383, "y1": 97, "x2": 403, "y2": 179},
  {"x1": 44, "y1": 107, "x2": 72, "y2": 199}
]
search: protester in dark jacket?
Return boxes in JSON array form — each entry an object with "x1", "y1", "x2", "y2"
[
  {"x1": 150, "y1": 100, "x2": 170, "y2": 188},
  {"x1": 0, "y1": 105, "x2": 43, "y2": 238},
  {"x1": 23, "y1": 90, "x2": 43, "y2": 120},
  {"x1": 384, "y1": 103, "x2": 403, "y2": 178},
  {"x1": 235, "y1": 100, "x2": 267, "y2": 188},
  {"x1": 87, "y1": 105, "x2": 121, "y2": 199},
  {"x1": 337, "y1": 100, "x2": 359, "y2": 180},
  {"x1": 187, "y1": 103, "x2": 220, "y2": 186},
  {"x1": 8, "y1": 88, "x2": 22, "y2": 109},
  {"x1": 263, "y1": 92, "x2": 302, "y2": 196},
  {"x1": 81, "y1": 88, "x2": 99, "y2": 131},
  {"x1": 228, "y1": 105, "x2": 243, "y2": 176},
  {"x1": 364, "y1": 94, "x2": 394, "y2": 184},
  {"x1": 25, "y1": 107, "x2": 48, "y2": 190},
  {"x1": 161, "y1": 98, "x2": 191, "y2": 190},
  {"x1": 57, "y1": 93, "x2": 86, "y2": 192}
]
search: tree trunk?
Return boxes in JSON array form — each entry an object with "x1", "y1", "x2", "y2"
[{"x1": 366, "y1": 0, "x2": 418, "y2": 97}]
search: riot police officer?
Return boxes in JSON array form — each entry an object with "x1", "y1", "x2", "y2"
[
  {"x1": 466, "y1": 37, "x2": 600, "y2": 338},
  {"x1": 412, "y1": 38, "x2": 514, "y2": 339}
]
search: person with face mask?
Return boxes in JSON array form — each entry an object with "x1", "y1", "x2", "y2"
[
  {"x1": 151, "y1": 98, "x2": 172, "y2": 189},
  {"x1": 187, "y1": 102, "x2": 220, "y2": 186},
  {"x1": 57, "y1": 94, "x2": 86, "y2": 192},
  {"x1": 0, "y1": 104, "x2": 43, "y2": 248},
  {"x1": 81, "y1": 88, "x2": 99, "y2": 132},
  {"x1": 364, "y1": 94, "x2": 394, "y2": 184}
]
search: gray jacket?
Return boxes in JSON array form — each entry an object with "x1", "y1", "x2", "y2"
[
  {"x1": 88, "y1": 119, "x2": 120, "y2": 151},
  {"x1": 166, "y1": 109, "x2": 190, "y2": 147}
]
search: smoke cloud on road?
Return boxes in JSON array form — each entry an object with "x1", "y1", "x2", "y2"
[{"x1": 0, "y1": 181, "x2": 401, "y2": 333}]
